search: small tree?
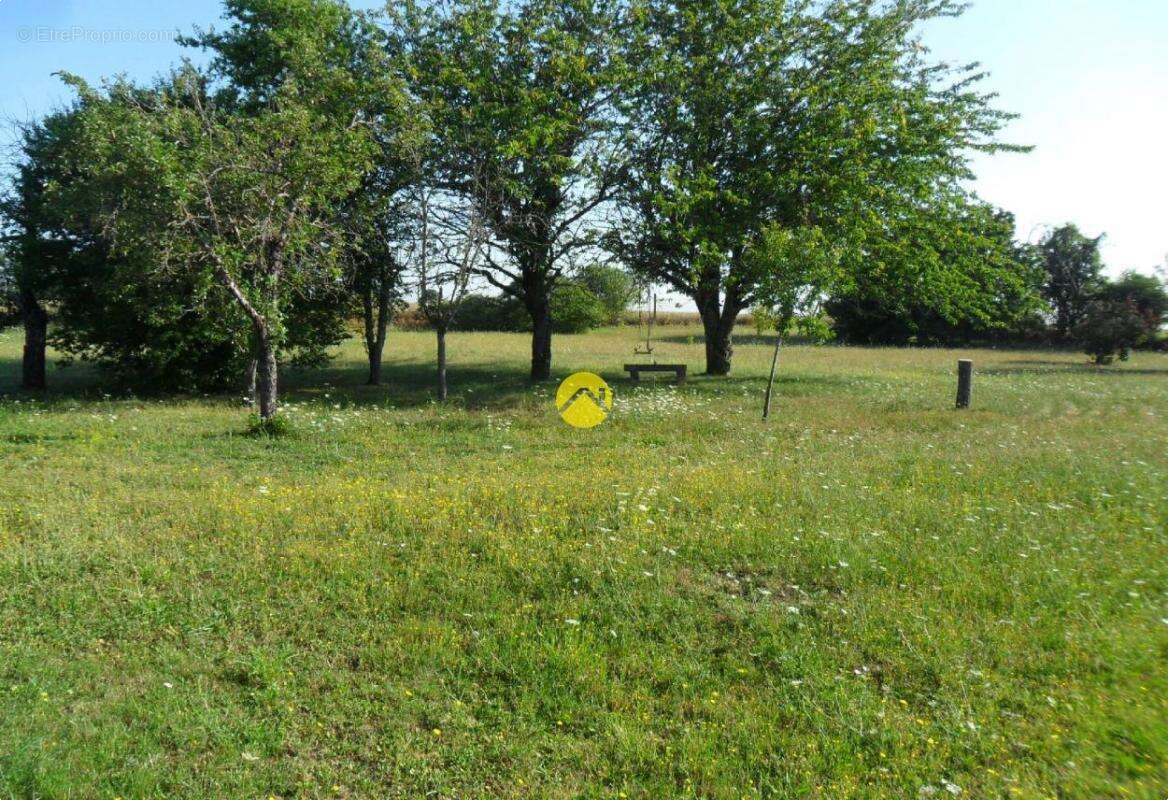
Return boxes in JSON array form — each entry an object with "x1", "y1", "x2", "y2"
[
  {"x1": 748, "y1": 226, "x2": 839, "y2": 420},
  {"x1": 64, "y1": 69, "x2": 372, "y2": 419},
  {"x1": 576, "y1": 264, "x2": 638, "y2": 326},
  {"x1": 413, "y1": 183, "x2": 489, "y2": 401},
  {"x1": 1074, "y1": 300, "x2": 1148, "y2": 365},
  {"x1": 1039, "y1": 224, "x2": 1105, "y2": 337},
  {"x1": 339, "y1": 187, "x2": 407, "y2": 386}
]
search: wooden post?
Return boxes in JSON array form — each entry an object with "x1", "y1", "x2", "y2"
[{"x1": 956, "y1": 359, "x2": 973, "y2": 409}]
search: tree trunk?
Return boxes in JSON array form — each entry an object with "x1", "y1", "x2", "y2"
[
  {"x1": 21, "y1": 290, "x2": 48, "y2": 391},
  {"x1": 244, "y1": 356, "x2": 258, "y2": 405},
  {"x1": 703, "y1": 320, "x2": 732, "y2": 375},
  {"x1": 694, "y1": 283, "x2": 743, "y2": 376},
  {"x1": 697, "y1": 301, "x2": 735, "y2": 376},
  {"x1": 436, "y1": 325, "x2": 448, "y2": 401},
  {"x1": 529, "y1": 298, "x2": 553, "y2": 382},
  {"x1": 367, "y1": 347, "x2": 384, "y2": 387},
  {"x1": 255, "y1": 334, "x2": 279, "y2": 420},
  {"x1": 363, "y1": 280, "x2": 391, "y2": 386},
  {"x1": 1055, "y1": 302, "x2": 1071, "y2": 339}
]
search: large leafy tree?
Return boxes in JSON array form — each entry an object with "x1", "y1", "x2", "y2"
[
  {"x1": 383, "y1": 0, "x2": 482, "y2": 398},
  {"x1": 4, "y1": 0, "x2": 392, "y2": 398},
  {"x1": 1038, "y1": 223, "x2": 1105, "y2": 338},
  {"x1": 613, "y1": 0, "x2": 1020, "y2": 374},
  {"x1": 828, "y1": 200, "x2": 1043, "y2": 344},
  {"x1": 3, "y1": 104, "x2": 251, "y2": 393},
  {"x1": 419, "y1": 0, "x2": 626, "y2": 380}
]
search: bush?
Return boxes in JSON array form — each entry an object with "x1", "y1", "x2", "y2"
[
  {"x1": 450, "y1": 294, "x2": 528, "y2": 332},
  {"x1": 792, "y1": 312, "x2": 836, "y2": 343},
  {"x1": 576, "y1": 265, "x2": 638, "y2": 325},
  {"x1": 750, "y1": 304, "x2": 834, "y2": 342},
  {"x1": 550, "y1": 282, "x2": 607, "y2": 333},
  {"x1": 391, "y1": 304, "x2": 430, "y2": 331},
  {"x1": 1073, "y1": 300, "x2": 1148, "y2": 364},
  {"x1": 450, "y1": 273, "x2": 626, "y2": 335}
]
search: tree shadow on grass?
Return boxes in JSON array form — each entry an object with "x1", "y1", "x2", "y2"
[
  {"x1": 980, "y1": 359, "x2": 1168, "y2": 378},
  {"x1": 658, "y1": 332, "x2": 814, "y2": 347},
  {"x1": 287, "y1": 357, "x2": 861, "y2": 411},
  {"x1": 281, "y1": 359, "x2": 538, "y2": 410},
  {"x1": 0, "y1": 347, "x2": 858, "y2": 414},
  {"x1": 0, "y1": 356, "x2": 542, "y2": 412},
  {"x1": 0, "y1": 357, "x2": 111, "y2": 405}
]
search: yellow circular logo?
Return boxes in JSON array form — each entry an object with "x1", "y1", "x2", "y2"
[{"x1": 556, "y1": 372, "x2": 614, "y2": 429}]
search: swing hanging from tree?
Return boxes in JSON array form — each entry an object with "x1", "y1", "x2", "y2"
[{"x1": 624, "y1": 286, "x2": 687, "y2": 384}]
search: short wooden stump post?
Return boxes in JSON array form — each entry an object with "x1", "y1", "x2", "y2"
[{"x1": 956, "y1": 359, "x2": 973, "y2": 409}]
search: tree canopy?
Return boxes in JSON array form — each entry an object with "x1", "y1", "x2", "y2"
[
  {"x1": 1039, "y1": 223, "x2": 1105, "y2": 338},
  {"x1": 828, "y1": 200, "x2": 1043, "y2": 345}
]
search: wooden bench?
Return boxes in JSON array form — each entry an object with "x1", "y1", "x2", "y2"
[{"x1": 624, "y1": 363, "x2": 687, "y2": 384}]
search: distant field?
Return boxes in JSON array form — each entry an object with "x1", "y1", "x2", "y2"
[{"x1": 1, "y1": 327, "x2": 1165, "y2": 799}]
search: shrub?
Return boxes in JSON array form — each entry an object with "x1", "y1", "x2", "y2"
[
  {"x1": 576, "y1": 265, "x2": 638, "y2": 325},
  {"x1": 392, "y1": 304, "x2": 430, "y2": 331},
  {"x1": 450, "y1": 294, "x2": 528, "y2": 332},
  {"x1": 1073, "y1": 300, "x2": 1148, "y2": 364},
  {"x1": 749, "y1": 305, "x2": 834, "y2": 342},
  {"x1": 792, "y1": 312, "x2": 836, "y2": 343},
  {"x1": 550, "y1": 282, "x2": 607, "y2": 333},
  {"x1": 442, "y1": 269, "x2": 636, "y2": 335}
]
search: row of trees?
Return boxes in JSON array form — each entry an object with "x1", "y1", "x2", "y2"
[
  {"x1": 3, "y1": 0, "x2": 1023, "y2": 418},
  {"x1": 1034, "y1": 226, "x2": 1167, "y2": 363},
  {"x1": 821, "y1": 220, "x2": 1167, "y2": 352}
]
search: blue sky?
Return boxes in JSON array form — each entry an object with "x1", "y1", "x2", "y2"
[{"x1": 2, "y1": 0, "x2": 1165, "y2": 280}]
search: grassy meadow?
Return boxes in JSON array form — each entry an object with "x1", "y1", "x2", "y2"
[{"x1": 0, "y1": 326, "x2": 1166, "y2": 799}]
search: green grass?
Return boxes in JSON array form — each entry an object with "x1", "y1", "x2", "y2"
[{"x1": 0, "y1": 327, "x2": 1166, "y2": 799}]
